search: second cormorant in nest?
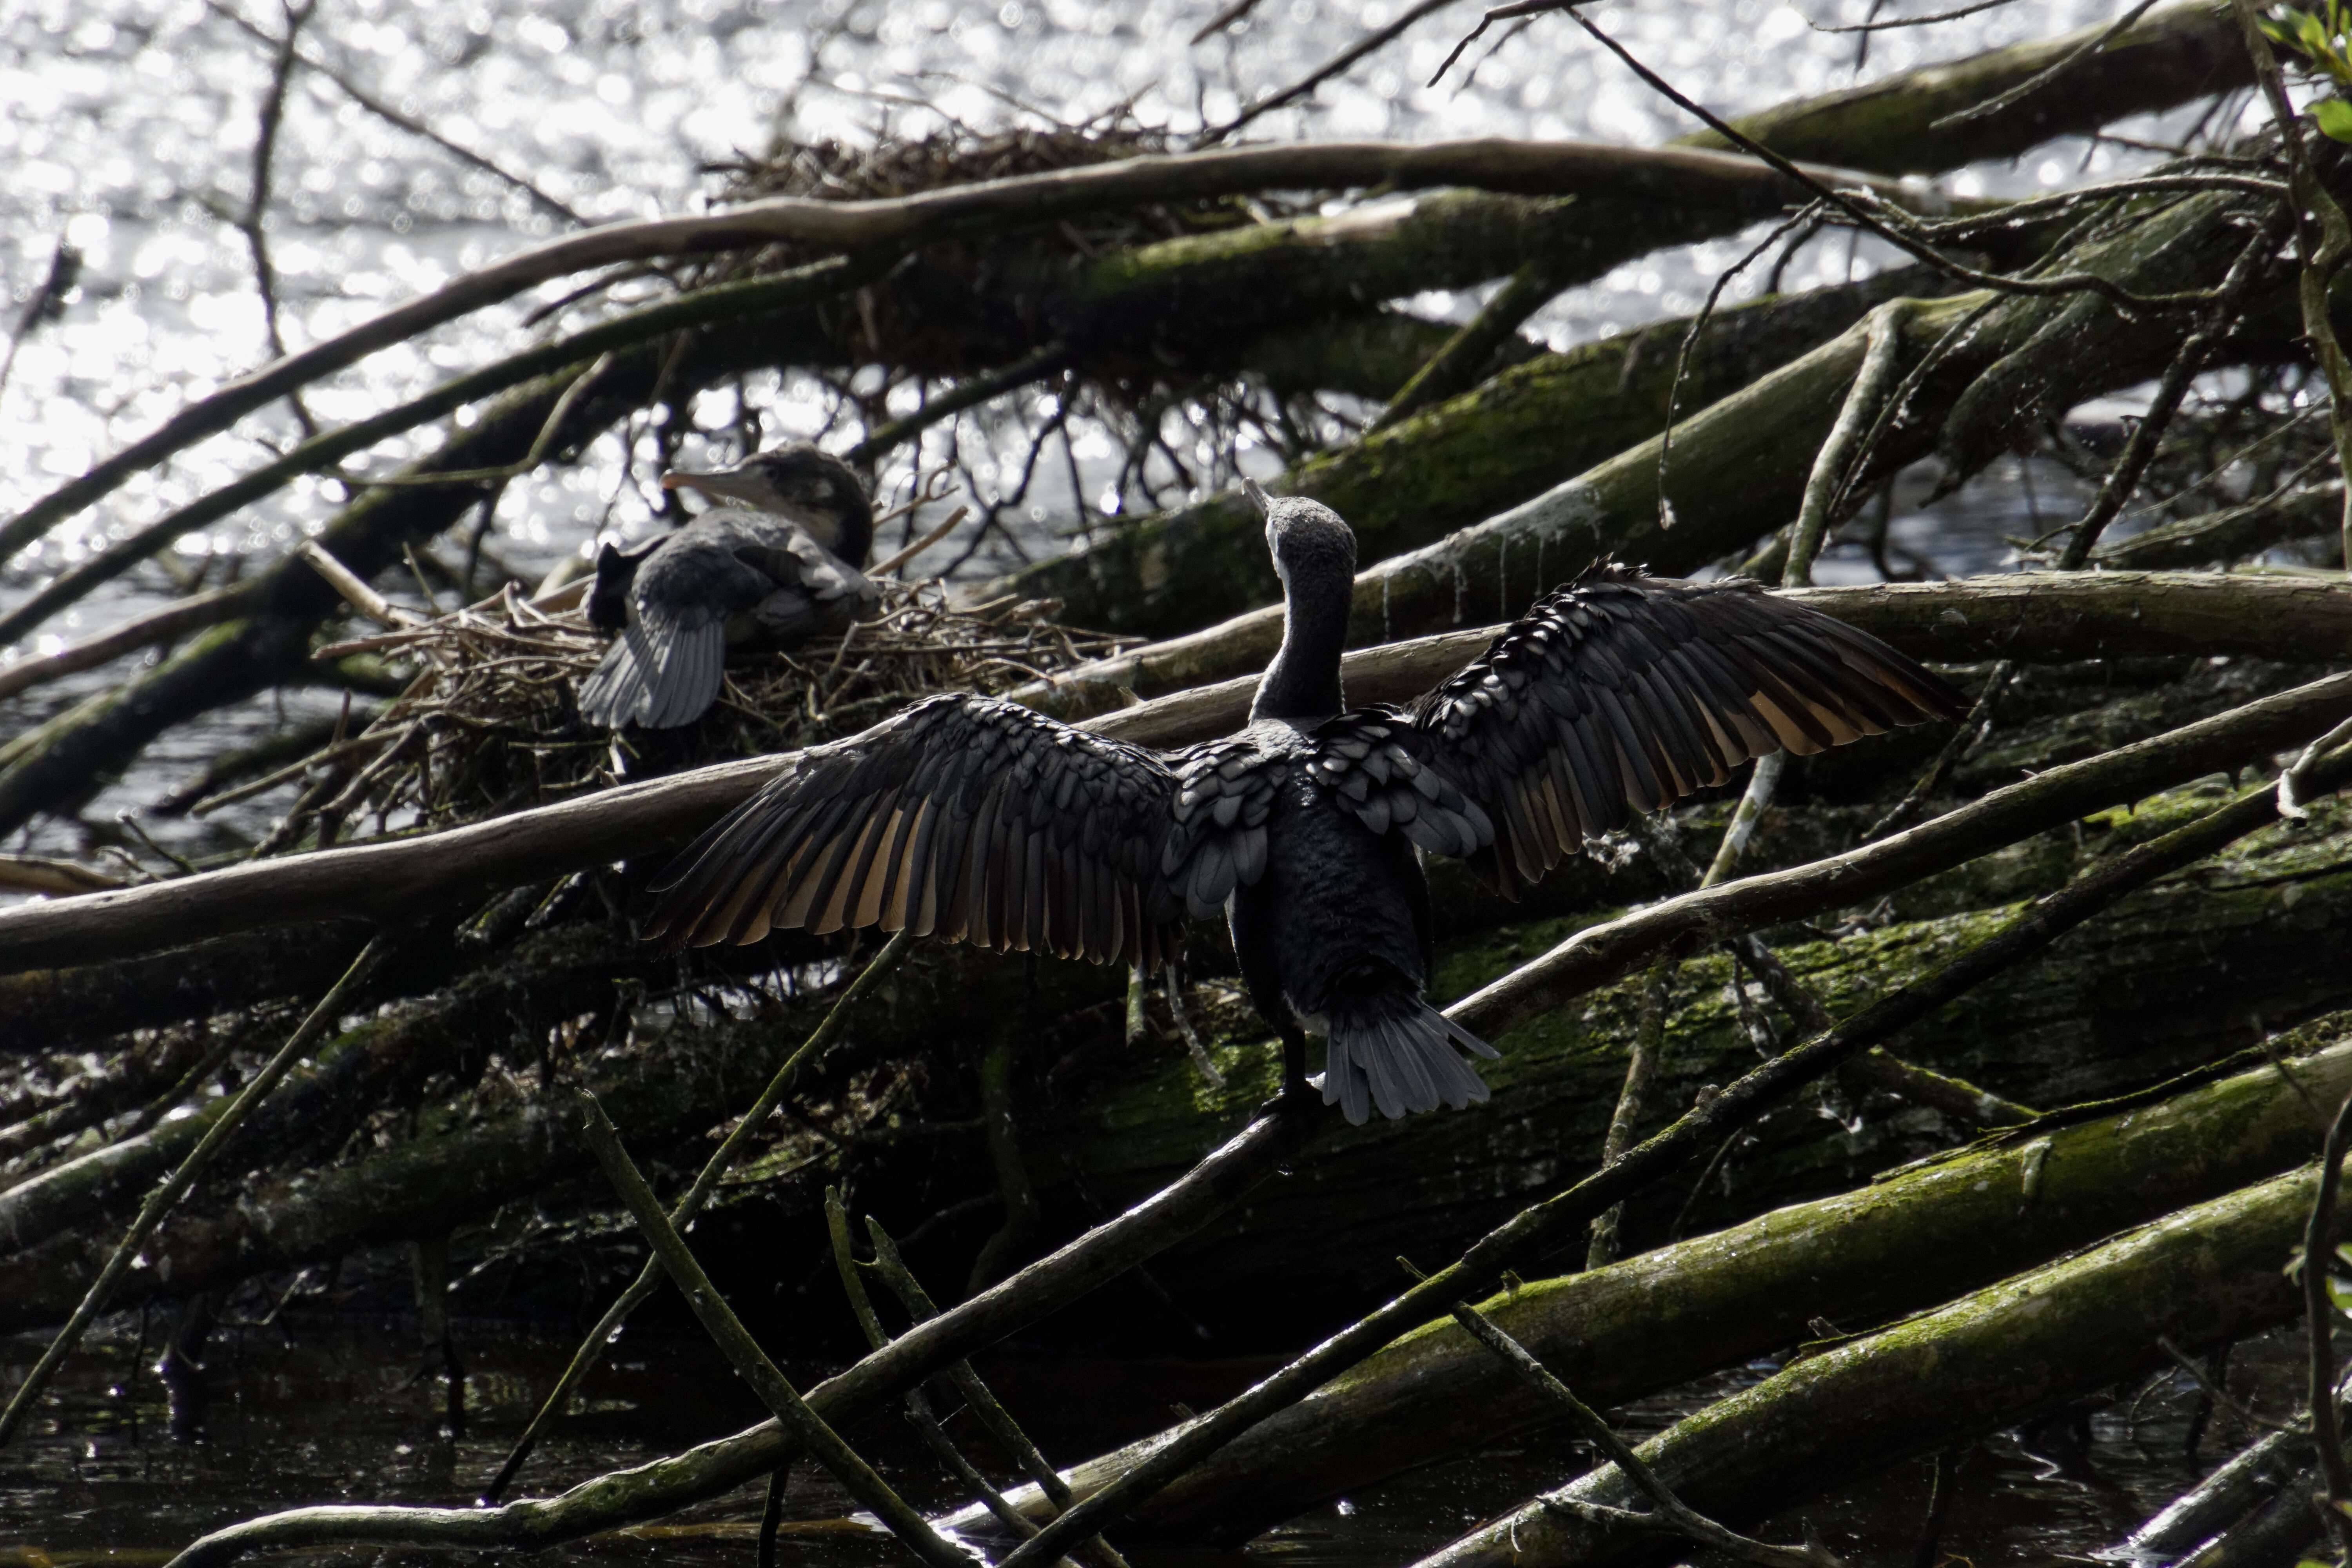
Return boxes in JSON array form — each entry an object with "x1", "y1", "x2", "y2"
[
  {"x1": 646, "y1": 485, "x2": 1966, "y2": 1123},
  {"x1": 579, "y1": 443, "x2": 877, "y2": 729}
]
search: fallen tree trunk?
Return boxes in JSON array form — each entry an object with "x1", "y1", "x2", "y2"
[
  {"x1": 1689, "y1": 0, "x2": 2248, "y2": 173},
  {"x1": 0, "y1": 139, "x2": 1969, "y2": 576},
  {"x1": 2096, "y1": 484, "x2": 2347, "y2": 569},
  {"x1": 4, "y1": 606, "x2": 2344, "y2": 979},
  {"x1": 1012, "y1": 571, "x2": 2352, "y2": 726},
  {"x1": 1409, "y1": 1163, "x2": 2323, "y2": 1568},
  {"x1": 0, "y1": 922, "x2": 378, "y2": 1050},
  {"x1": 985, "y1": 269, "x2": 1957, "y2": 637},
  {"x1": 964, "y1": 1033, "x2": 2352, "y2": 1543},
  {"x1": 0, "y1": 923, "x2": 644, "y2": 1258},
  {"x1": 989, "y1": 176, "x2": 2296, "y2": 671},
  {"x1": 1037, "y1": 789, "x2": 2352, "y2": 1333}
]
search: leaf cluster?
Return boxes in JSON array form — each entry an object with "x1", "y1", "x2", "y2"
[{"x1": 2263, "y1": 2, "x2": 2352, "y2": 142}]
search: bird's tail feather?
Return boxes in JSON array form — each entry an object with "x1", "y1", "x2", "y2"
[
  {"x1": 579, "y1": 618, "x2": 727, "y2": 729},
  {"x1": 1320, "y1": 985, "x2": 1498, "y2": 1125}
]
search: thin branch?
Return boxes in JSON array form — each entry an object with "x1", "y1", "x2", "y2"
[
  {"x1": 1372, "y1": 255, "x2": 1570, "y2": 430},
  {"x1": 1787, "y1": 298, "x2": 1914, "y2": 586},
  {"x1": 570, "y1": 1089, "x2": 969, "y2": 1568},
  {"x1": 1810, "y1": 0, "x2": 2021, "y2": 34},
  {"x1": 204, "y1": 0, "x2": 583, "y2": 227},
  {"x1": 1931, "y1": 0, "x2": 2161, "y2": 127},
  {"x1": 0, "y1": 240, "x2": 82, "y2": 403},
  {"x1": 482, "y1": 930, "x2": 916, "y2": 1502},
  {"x1": 844, "y1": 344, "x2": 1071, "y2": 467},
  {"x1": 1437, "y1": 4, "x2": 2214, "y2": 318},
  {"x1": 0, "y1": 930, "x2": 394, "y2": 1447},
  {"x1": 1189, "y1": 0, "x2": 1266, "y2": 46},
  {"x1": 1449, "y1": 1299, "x2": 1839, "y2": 1568},
  {"x1": 1202, "y1": 0, "x2": 1463, "y2": 145},
  {"x1": 2057, "y1": 214, "x2": 2285, "y2": 569}
]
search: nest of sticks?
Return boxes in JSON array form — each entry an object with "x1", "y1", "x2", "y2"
[{"x1": 219, "y1": 575, "x2": 1131, "y2": 851}]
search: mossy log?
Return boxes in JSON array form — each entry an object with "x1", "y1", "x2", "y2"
[
  {"x1": 1032, "y1": 785, "x2": 2352, "y2": 1336},
  {"x1": 0, "y1": 922, "x2": 643, "y2": 1260},
  {"x1": 9, "y1": 778, "x2": 2346, "y2": 1347},
  {"x1": 966, "y1": 1034, "x2": 2352, "y2": 1544},
  {"x1": 987, "y1": 268, "x2": 1955, "y2": 638},
  {"x1": 8, "y1": 575, "x2": 2339, "y2": 981},
  {"x1": 1689, "y1": 0, "x2": 2247, "y2": 173},
  {"x1": 1411, "y1": 1161, "x2": 2323, "y2": 1568},
  {"x1": 990, "y1": 177, "x2": 2294, "y2": 672}
]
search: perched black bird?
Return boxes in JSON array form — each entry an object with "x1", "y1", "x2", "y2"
[
  {"x1": 646, "y1": 485, "x2": 1966, "y2": 1123},
  {"x1": 578, "y1": 444, "x2": 877, "y2": 729}
]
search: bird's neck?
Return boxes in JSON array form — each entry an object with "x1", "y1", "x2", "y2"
[{"x1": 1251, "y1": 566, "x2": 1348, "y2": 722}]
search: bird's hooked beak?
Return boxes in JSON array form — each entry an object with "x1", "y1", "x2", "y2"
[
  {"x1": 1242, "y1": 479, "x2": 1273, "y2": 518},
  {"x1": 660, "y1": 465, "x2": 765, "y2": 508}
]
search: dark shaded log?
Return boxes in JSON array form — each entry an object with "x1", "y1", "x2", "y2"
[
  {"x1": 962, "y1": 1034, "x2": 2352, "y2": 1543},
  {"x1": 1411, "y1": 1165, "x2": 2321, "y2": 1568},
  {"x1": 1014, "y1": 570, "x2": 2352, "y2": 727},
  {"x1": 0, "y1": 923, "x2": 641, "y2": 1258},
  {"x1": 1034, "y1": 788, "x2": 2352, "y2": 1337},
  {"x1": 3, "y1": 590, "x2": 2344, "y2": 981},
  {"x1": 2097, "y1": 483, "x2": 2346, "y2": 568}
]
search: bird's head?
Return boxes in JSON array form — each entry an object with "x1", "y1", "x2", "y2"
[
  {"x1": 1244, "y1": 479, "x2": 1355, "y2": 593},
  {"x1": 660, "y1": 443, "x2": 875, "y2": 565}
]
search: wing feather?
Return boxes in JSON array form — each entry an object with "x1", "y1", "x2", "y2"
[
  {"x1": 646, "y1": 694, "x2": 1184, "y2": 969},
  {"x1": 1407, "y1": 564, "x2": 1968, "y2": 897}
]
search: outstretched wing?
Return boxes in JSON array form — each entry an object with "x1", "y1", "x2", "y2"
[
  {"x1": 1408, "y1": 565, "x2": 1968, "y2": 897},
  {"x1": 646, "y1": 694, "x2": 1186, "y2": 969},
  {"x1": 1305, "y1": 710, "x2": 1491, "y2": 860}
]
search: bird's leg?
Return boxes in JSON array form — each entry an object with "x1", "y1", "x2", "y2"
[{"x1": 1256, "y1": 1025, "x2": 1318, "y2": 1120}]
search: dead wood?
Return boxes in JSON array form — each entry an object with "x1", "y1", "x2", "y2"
[
  {"x1": 1013, "y1": 571, "x2": 2352, "y2": 728},
  {"x1": 0, "y1": 575, "x2": 2340, "y2": 979},
  {"x1": 0, "y1": 139, "x2": 1958, "y2": 573},
  {"x1": 1408, "y1": 1165, "x2": 2325, "y2": 1568},
  {"x1": 964, "y1": 1034, "x2": 2352, "y2": 1542},
  {"x1": 991, "y1": 168, "x2": 2293, "y2": 654}
]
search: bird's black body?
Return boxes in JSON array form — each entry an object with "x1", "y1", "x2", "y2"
[
  {"x1": 579, "y1": 444, "x2": 877, "y2": 730},
  {"x1": 648, "y1": 485, "x2": 1967, "y2": 1124},
  {"x1": 1216, "y1": 722, "x2": 1493, "y2": 1122}
]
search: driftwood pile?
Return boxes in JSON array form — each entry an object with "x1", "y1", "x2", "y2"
[{"x1": 13, "y1": 1, "x2": 2352, "y2": 1564}]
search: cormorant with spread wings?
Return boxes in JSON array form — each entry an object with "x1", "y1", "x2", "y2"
[{"x1": 647, "y1": 485, "x2": 1965, "y2": 1124}]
